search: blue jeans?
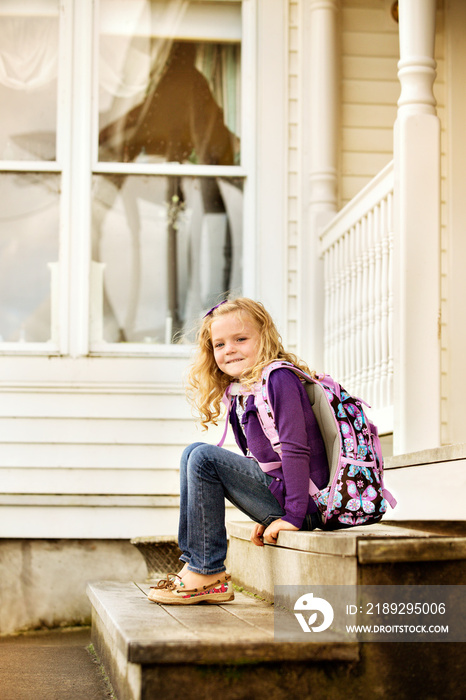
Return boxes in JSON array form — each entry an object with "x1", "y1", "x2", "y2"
[{"x1": 178, "y1": 442, "x2": 320, "y2": 575}]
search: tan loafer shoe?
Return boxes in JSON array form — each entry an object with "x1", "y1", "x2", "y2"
[{"x1": 148, "y1": 575, "x2": 234, "y2": 605}]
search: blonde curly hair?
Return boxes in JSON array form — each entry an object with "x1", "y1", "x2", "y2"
[{"x1": 186, "y1": 297, "x2": 314, "y2": 430}]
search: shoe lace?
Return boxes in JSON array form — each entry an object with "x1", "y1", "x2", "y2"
[{"x1": 152, "y1": 573, "x2": 182, "y2": 590}]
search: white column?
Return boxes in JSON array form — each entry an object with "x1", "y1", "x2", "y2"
[
  {"x1": 446, "y1": 0, "x2": 466, "y2": 445},
  {"x1": 393, "y1": 0, "x2": 441, "y2": 453},
  {"x1": 300, "y1": 0, "x2": 338, "y2": 367}
]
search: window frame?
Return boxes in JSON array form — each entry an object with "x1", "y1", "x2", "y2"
[
  {"x1": 88, "y1": 0, "x2": 255, "y2": 357},
  {"x1": 0, "y1": 0, "x2": 257, "y2": 358},
  {"x1": 0, "y1": 0, "x2": 71, "y2": 356}
]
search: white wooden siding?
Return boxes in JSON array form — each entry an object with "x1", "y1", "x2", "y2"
[
  {"x1": 287, "y1": 0, "x2": 300, "y2": 351},
  {"x1": 0, "y1": 355, "x2": 236, "y2": 538},
  {"x1": 340, "y1": 1, "x2": 445, "y2": 214},
  {"x1": 433, "y1": 14, "x2": 448, "y2": 444},
  {"x1": 340, "y1": 1, "x2": 399, "y2": 208},
  {"x1": 336, "y1": 2, "x2": 448, "y2": 442},
  {"x1": 1, "y1": 1, "x2": 454, "y2": 543},
  {"x1": 286, "y1": 2, "x2": 445, "y2": 356}
]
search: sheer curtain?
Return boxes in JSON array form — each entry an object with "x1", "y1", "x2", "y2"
[
  {"x1": 94, "y1": 0, "x2": 243, "y2": 344},
  {"x1": 0, "y1": 7, "x2": 59, "y2": 343},
  {"x1": 0, "y1": 17, "x2": 58, "y2": 91},
  {"x1": 98, "y1": 0, "x2": 240, "y2": 164},
  {"x1": 0, "y1": 7, "x2": 59, "y2": 161},
  {"x1": 98, "y1": 0, "x2": 190, "y2": 160}
]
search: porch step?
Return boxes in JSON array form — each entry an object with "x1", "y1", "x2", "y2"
[
  {"x1": 226, "y1": 520, "x2": 466, "y2": 599},
  {"x1": 87, "y1": 581, "x2": 358, "y2": 700},
  {"x1": 383, "y1": 442, "x2": 466, "y2": 520}
]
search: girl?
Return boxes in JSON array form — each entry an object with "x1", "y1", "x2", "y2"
[{"x1": 148, "y1": 298, "x2": 329, "y2": 605}]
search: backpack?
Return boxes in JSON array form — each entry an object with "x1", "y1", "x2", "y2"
[{"x1": 220, "y1": 360, "x2": 396, "y2": 530}]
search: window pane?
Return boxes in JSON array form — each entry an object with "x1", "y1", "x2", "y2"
[
  {"x1": 0, "y1": 173, "x2": 59, "y2": 342},
  {"x1": 97, "y1": 0, "x2": 241, "y2": 165},
  {"x1": 0, "y1": 2, "x2": 59, "y2": 161},
  {"x1": 91, "y1": 174, "x2": 243, "y2": 343}
]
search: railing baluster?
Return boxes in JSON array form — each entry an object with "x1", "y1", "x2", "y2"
[
  {"x1": 380, "y1": 196, "x2": 390, "y2": 408},
  {"x1": 323, "y1": 245, "x2": 331, "y2": 370},
  {"x1": 341, "y1": 238, "x2": 348, "y2": 385},
  {"x1": 319, "y1": 162, "x2": 394, "y2": 431},
  {"x1": 354, "y1": 220, "x2": 363, "y2": 397},
  {"x1": 348, "y1": 225, "x2": 357, "y2": 388},
  {"x1": 327, "y1": 242, "x2": 336, "y2": 374},
  {"x1": 335, "y1": 239, "x2": 344, "y2": 380},
  {"x1": 373, "y1": 202, "x2": 383, "y2": 408},
  {"x1": 387, "y1": 192, "x2": 394, "y2": 408},
  {"x1": 361, "y1": 215, "x2": 370, "y2": 401},
  {"x1": 367, "y1": 209, "x2": 376, "y2": 406}
]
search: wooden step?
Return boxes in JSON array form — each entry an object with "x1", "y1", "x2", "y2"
[
  {"x1": 88, "y1": 571, "x2": 464, "y2": 700},
  {"x1": 87, "y1": 581, "x2": 358, "y2": 700},
  {"x1": 226, "y1": 520, "x2": 466, "y2": 599}
]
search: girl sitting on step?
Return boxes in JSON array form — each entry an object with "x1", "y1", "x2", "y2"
[{"x1": 148, "y1": 297, "x2": 329, "y2": 605}]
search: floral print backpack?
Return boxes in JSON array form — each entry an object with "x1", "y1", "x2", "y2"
[{"x1": 252, "y1": 361, "x2": 397, "y2": 530}]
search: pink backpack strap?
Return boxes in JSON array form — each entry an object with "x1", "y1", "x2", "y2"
[
  {"x1": 320, "y1": 373, "x2": 371, "y2": 410},
  {"x1": 255, "y1": 392, "x2": 282, "y2": 455},
  {"x1": 217, "y1": 386, "x2": 233, "y2": 448},
  {"x1": 254, "y1": 361, "x2": 313, "y2": 457},
  {"x1": 257, "y1": 460, "x2": 283, "y2": 472},
  {"x1": 368, "y1": 420, "x2": 397, "y2": 509},
  {"x1": 218, "y1": 362, "x2": 305, "y2": 453},
  {"x1": 253, "y1": 361, "x2": 321, "y2": 495},
  {"x1": 216, "y1": 382, "x2": 283, "y2": 476}
]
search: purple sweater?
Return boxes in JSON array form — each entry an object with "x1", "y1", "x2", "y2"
[{"x1": 229, "y1": 367, "x2": 329, "y2": 528}]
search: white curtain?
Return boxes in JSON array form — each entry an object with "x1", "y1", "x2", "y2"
[
  {"x1": 94, "y1": 0, "x2": 242, "y2": 341},
  {"x1": 99, "y1": 0, "x2": 190, "y2": 125},
  {"x1": 0, "y1": 18, "x2": 58, "y2": 91}
]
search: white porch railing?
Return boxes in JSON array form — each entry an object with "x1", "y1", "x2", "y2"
[{"x1": 319, "y1": 161, "x2": 394, "y2": 433}]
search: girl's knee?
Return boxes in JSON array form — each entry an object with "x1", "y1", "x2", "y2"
[
  {"x1": 181, "y1": 442, "x2": 206, "y2": 465},
  {"x1": 189, "y1": 443, "x2": 224, "y2": 463},
  {"x1": 184, "y1": 443, "x2": 221, "y2": 476}
]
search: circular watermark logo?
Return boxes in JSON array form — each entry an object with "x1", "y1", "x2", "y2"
[{"x1": 294, "y1": 592, "x2": 334, "y2": 633}]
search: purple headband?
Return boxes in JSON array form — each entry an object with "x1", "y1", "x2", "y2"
[{"x1": 203, "y1": 300, "x2": 228, "y2": 318}]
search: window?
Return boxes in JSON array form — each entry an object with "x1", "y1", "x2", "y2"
[
  {"x1": 0, "y1": 1, "x2": 61, "y2": 347},
  {"x1": 0, "y1": 0, "x2": 249, "y2": 353}
]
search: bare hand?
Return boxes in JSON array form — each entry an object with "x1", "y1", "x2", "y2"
[
  {"x1": 262, "y1": 518, "x2": 299, "y2": 544},
  {"x1": 250, "y1": 523, "x2": 266, "y2": 547}
]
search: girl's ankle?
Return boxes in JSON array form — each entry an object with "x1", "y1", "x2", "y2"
[
  {"x1": 178, "y1": 563, "x2": 190, "y2": 578},
  {"x1": 180, "y1": 571, "x2": 227, "y2": 590}
]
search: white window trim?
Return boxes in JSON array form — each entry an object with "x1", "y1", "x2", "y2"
[
  {"x1": 93, "y1": 163, "x2": 248, "y2": 177},
  {"x1": 250, "y1": 0, "x2": 288, "y2": 330}
]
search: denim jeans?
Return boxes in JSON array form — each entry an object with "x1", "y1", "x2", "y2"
[{"x1": 178, "y1": 442, "x2": 320, "y2": 575}]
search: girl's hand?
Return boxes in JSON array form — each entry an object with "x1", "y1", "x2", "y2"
[
  {"x1": 250, "y1": 523, "x2": 266, "y2": 547},
  {"x1": 262, "y1": 518, "x2": 299, "y2": 544}
]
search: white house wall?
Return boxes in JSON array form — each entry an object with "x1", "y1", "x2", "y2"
[
  {"x1": 0, "y1": 0, "x2": 458, "y2": 542},
  {"x1": 434, "y1": 5, "x2": 448, "y2": 446},
  {"x1": 340, "y1": 1, "x2": 445, "y2": 207},
  {"x1": 445, "y1": 0, "x2": 466, "y2": 446},
  {"x1": 340, "y1": 0, "x2": 448, "y2": 445},
  {"x1": 287, "y1": 0, "x2": 300, "y2": 350},
  {"x1": 0, "y1": 352, "x2": 250, "y2": 538},
  {"x1": 340, "y1": 0, "x2": 400, "y2": 207},
  {"x1": 286, "y1": 0, "x2": 449, "y2": 441},
  {"x1": 0, "y1": 355, "x2": 185, "y2": 537},
  {"x1": 0, "y1": 0, "x2": 285, "y2": 540}
]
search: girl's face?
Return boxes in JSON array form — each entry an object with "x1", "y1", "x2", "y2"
[{"x1": 210, "y1": 312, "x2": 261, "y2": 379}]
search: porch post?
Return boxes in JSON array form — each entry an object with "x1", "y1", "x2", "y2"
[
  {"x1": 393, "y1": 0, "x2": 441, "y2": 453},
  {"x1": 300, "y1": 0, "x2": 338, "y2": 366}
]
